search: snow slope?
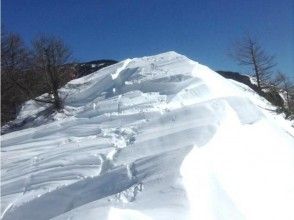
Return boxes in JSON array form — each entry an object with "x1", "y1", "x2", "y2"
[{"x1": 1, "y1": 52, "x2": 294, "y2": 220}]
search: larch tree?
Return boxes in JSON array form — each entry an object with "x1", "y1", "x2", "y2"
[{"x1": 231, "y1": 36, "x2": 276, "y2": 91}]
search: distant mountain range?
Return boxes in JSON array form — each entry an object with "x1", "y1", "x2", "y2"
[{"x1": 74, "y1": 59, "x2": 118, "y2": 78}]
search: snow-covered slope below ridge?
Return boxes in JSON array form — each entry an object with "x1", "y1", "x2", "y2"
[{"x1": 1, "y1": 51, "x2": 294, "y2": 220}]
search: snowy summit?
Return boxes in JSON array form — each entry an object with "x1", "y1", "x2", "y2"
[{"x1": 1, "y1": 52, "x2": 294, "y2": 220}]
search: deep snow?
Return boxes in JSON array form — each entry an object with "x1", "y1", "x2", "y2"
[{"x1": 1, "y1": 52, "x2": 294, "y2": 220}]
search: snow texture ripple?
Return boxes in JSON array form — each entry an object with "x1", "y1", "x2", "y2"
[{"x1": 1, "y1": 51, "x2": 294, "y2": 220}]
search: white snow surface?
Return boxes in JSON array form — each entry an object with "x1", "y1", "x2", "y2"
[{"x1": 1, "y1": 51, "x2": 294, "y2": 220}]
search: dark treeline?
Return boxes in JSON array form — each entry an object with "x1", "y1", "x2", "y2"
[
  {"x1": 1, "y1": 30, "x2": 117, "y2": 125},
  {"x1": 1, "y1": 30, "x2": 76, "y2": 124}
]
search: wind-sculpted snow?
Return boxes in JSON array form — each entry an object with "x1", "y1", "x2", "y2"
[{"x1": 1, "y1": 52, "x2": 294, "y2": 220}]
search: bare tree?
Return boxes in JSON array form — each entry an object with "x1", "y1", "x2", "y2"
[
  {"x1": 32, "y1": 35, "x2": 73, "y2": 111},
  {"x1": 1, "y1": 31, "x2": 75, "y2": 124},
  {"x1": 1, "y1": 32, "x2": 32, "y2": 122},
  {"x1": 1, "y1": 32, "x2": 32, "y2": 96},
  {"x1": 230, "y1": 36, "x2": 276, "y2": 91}
]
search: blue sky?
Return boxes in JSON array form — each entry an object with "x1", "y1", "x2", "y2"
[{"x1": 2, "y1": 0, "x2": 293, "y2": 77}]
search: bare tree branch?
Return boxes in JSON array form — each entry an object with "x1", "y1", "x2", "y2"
[{"x1": 230, "y1": 35, "x2": 276, "y2": 90}]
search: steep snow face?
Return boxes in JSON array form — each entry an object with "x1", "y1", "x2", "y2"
[{"x1": 1, "y1": 52, "x2": 294, "y2": 220}]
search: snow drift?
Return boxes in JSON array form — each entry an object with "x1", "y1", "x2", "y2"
[{"x1": 1, "y1": 52, "x2": 294, "y2": 220}]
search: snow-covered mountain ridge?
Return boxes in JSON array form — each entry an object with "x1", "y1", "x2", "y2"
[{"x1": 1, "y1": 51, "x2": 294, "y2": 220}]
